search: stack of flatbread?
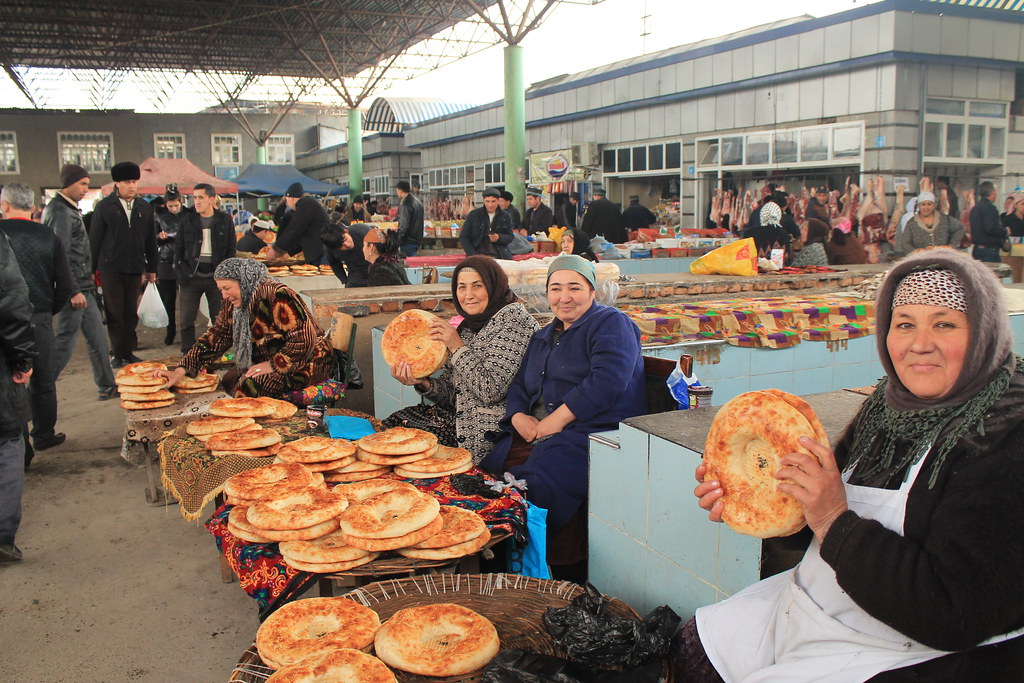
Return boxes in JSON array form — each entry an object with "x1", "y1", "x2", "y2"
[
  {"x1": 333, "y1": 480, "x2": 444, "y2": 553},
  {"x1": 393, "y1": 445, "x2": 473, "y2": 479},
  {"x1": 117, "y1": 362, "x2": 173, "y2": 410},
  {"x1": 317, "y1": 264, "x2": 333, "y2": 276},
  {"x1": 225, "y1": 463, "x2": 333, "y2": 543},
  {"x1": 255, "y1": 598, "x2": 383, "y2": 673},
  {"x1": 192, "y1": 417, "x2": 283, "y2": 458},
  {"x1": 276, "y1": 436, "x2": 357, "y2": 473},
  {"x1": 290, "y1": 264, "x2": 321, "y2": 277},
  {"x1": 395, "y1": 504, "x2": 491, "y2": 561},
  {"x1": 172, "y1": 372, "x2": 219, "y2": 394},
  {"x1": 381, "y1": 310, "x2": 450, "y2": 379},
  {"x1": 267, "y1": 266, "x2": 290, "y2": 278},
  {"x1": 703, "y1": 389, "x2": 830, "y2": 539},
  {"x1": 252, "y1": 397, "x2": 299, "y2": 423},
  {"x1": 352, "y1": 428, "x2": 463, "y2": 480},
  {"x1": 278, "y1": 528, "x2": 378, "y2": 573}
]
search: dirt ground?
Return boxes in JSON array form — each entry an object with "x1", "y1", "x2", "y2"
[{"x1": 0, "y1": 319, "x2": 295, "y2": 681}]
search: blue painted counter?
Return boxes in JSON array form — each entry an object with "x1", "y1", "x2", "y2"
[{"x1": 405, "y1": 257, "x2": 699, "y2": 285}]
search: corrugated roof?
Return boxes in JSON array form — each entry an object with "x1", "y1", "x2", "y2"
[
  {"x1": 928, "y1": 0, "x2": 1024, "y2": 9},
  {"x1": 365, "y1": 97, "x2": 481, "y2": 132}
]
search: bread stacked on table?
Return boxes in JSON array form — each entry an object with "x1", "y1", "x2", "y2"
[
  {"x1": 253, "y1": 595, "x2": 499, "y2": 679},
  {"x1": 395, "y1": 504, "x2": 491, "y2": 560},
  {"x1": 276, "y1": 436, "x2": 357, "y2": 474},
  {"x1": 117, "y1": 362, "x2": 172, "y2": 410},
  {"x1": 188, "y1": 398, "x2": 285, "y2": 457},
  {"x1": 354, "y1": 428, "x2": 471, "y2": 479},
  {"x1": 290, "y1": 264, "x2": 321, "y2": 277},
  {"x1": 267, "y1": 265, "x2": 290, "y2": 278},
  {"x1": 171, "y1": 371, "x2": 219, "y2": 394}
]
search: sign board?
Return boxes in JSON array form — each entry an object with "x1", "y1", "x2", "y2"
[
  {"x1": 528, "y1": 150, "x2": 586, "y2": 183},
  {"x1": 215, "y1": 165, "x2": 239, "y2": 181},
  {"x1": 875, "y1": 135, "x2": 885, "y2": 148},
  {"x1": 893, "y1": 176, "x2": 909, "y2": 191}
]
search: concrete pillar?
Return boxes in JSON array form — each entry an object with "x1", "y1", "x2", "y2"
[
  {"x1": 255, "y1": 145, "x2": 268, "y2": 212},
  {"x1": 504, "y1": 45, "x2": 526, "y2": 217},
  {"x1": 348, "y1": 108, "x2": 363, "y2": 200}
]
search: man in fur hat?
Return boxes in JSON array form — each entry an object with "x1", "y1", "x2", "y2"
[{"x1": 89, "y1": 161, "x2": 157, "y2": 368}]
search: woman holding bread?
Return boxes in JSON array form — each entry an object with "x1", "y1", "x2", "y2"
[
  {"x1": 156, "y1": 258, "x2": 331, "y2": 398},
  {"x1": 682, "y1": 249, "x2": 1024, "y2": 680},
  {"x1": 389, "y1": 255, "x2": 537, "y2": 463},
  {"x1": 481, "y1": 254, "x2": 646, "y2": 582}
]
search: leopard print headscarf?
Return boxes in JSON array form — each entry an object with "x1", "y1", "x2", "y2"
[{"x1": 891, "y1": 268, "x2": 967, "y2": 313}]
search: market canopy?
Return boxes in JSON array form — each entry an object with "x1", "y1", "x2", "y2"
[
  {"x1": 100, "y1": 157, "x2": 238, "y2": 196},
  {"x1": 234, "y1": 163, "x2": 347, "y2": 197}
]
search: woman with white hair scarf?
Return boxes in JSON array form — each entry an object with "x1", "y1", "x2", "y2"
[
  {"x1": 895, "y1": 191, "x2": 964, "y2": 254},
  {"x1": 157, "y1": 258, "x2": 332, "y2": 398}
]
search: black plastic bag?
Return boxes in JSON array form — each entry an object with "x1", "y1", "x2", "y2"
[
  {"x1": 482, "y1": 649, "x2": 665, "y2": 683},
  {"x1": 450, "y1": 472, "x2": 502, "y2": 499},
  {"x1": 543, "y1": 583, "x2": 681, "y2": 669}
]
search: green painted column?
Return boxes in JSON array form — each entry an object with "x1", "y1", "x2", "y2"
[
  {"x1": 504, "y1": 45, "x2": 526, "y2": 217},
  {"x1": 255, "y1": 145, "x2": 268, "y2": 212},
  {"x1": 348, "y1": 108, "x2": 363, "y2": 200}
]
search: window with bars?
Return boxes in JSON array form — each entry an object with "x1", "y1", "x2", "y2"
[
  {"x1": 0, "y1": 132, "x2": 18, "y2": 173},
  {"x1": 154, "y1": 134, "x2": 185, "y2": 159},
  {"x1": 602, "y1": 142, "x2": 683, "y2": 175},
  {"x1": 212, "y1": 134, "x2": 241, "y2": 166},
  {"x1": 58, "y1": 132, "x2": 112, "y2": 173},
  {"x1": 266, "y1": 135, "x2": 294, "y2": 164},
  {"x1": 923, "y1": 98, "x2": 1007, "y2": 161}
]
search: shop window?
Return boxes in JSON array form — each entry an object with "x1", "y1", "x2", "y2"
[
  {"x1": 989, "y1": 127, "x2": 1006, "y2": 158},
  {"x1": 603, "y1": 149, "x2": 616, "y2": 173},
  {"x1": 967, "y1": 125, "x2": 985, "y2": 159},
  {"x1": 617, "y1": 148, "x2": 631, "y2": 172},
  {"x1": 58, "y1": 132, "x2": 112, "y2": 173},
  {"x1": 945, "y1": 124, "x2": 964, "y2": 158},
  {"x1": 924, "y1": 122, "x2": 943, "y2": 158},
  {"x1": 665, "y1": 142, "x2": 681, "y2": 169},
  {"x1": 800, "y1": 129, "x2": 828, "y2": 162},
  {"x1": 924, "y1": 98, "x2": 1009, "y2": 162},
  {"x1": 721, "y1": 137, "x2": 743, "y2": 166},
  {"x1": 773, "y1": 131, "x2": 798, "y2": 164},
  {"x1": 697, "y1": 141, "x2": 718, "y2": 166},
  {"x1": 266, "y1": 135, "x2": 294, "y2": 165},
  {"x1": 154, "y1": 133, "x2": 185, "y2": 159},
  {"x1": 969, "y1": 101, "x2": 1006, "y2": 118},
  {"x1": 745, "y1": 134, "x2": 770, "y2": 165},
  {"x1": 649, "y1": 144, "x2": 664, "y2": 170},
  {"x1": 632, "y1": 146, "x2": 647, "y2": 172},
  {"x1": 832, "y1": 127, "x2": 861, "y2": 158},
  {"x1": 0, "y1": 132, "x2": 18, "y2": 173},
  {"x1": 373, "y1": 175, "x2": 390, "y2": 195},
  {"x1": 926, "y1": 98, "x2": 964, "y2": 116}
]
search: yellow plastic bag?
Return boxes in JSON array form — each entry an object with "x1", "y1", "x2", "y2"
[
  {"x1": 689, "y1": 238, "x2": 757, "y2": 276},
  {"x1": 547, "y1": 226, "x2": 568, "y2": 244}
]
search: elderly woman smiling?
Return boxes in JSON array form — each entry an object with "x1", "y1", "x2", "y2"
[
  {"x1": 481, "y1": 254, "x2": 646, "y2": 582},
  {"x1": 680, "y1": 249, "x2": 1024, "y2": 681},
  {"x1": 158, "y1": 258, "x2": 331, "y2": 398}
]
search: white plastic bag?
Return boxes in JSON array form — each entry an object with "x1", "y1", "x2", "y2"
[{"x1": 138, "y1": 283, "x2": 168, "y2": 328}]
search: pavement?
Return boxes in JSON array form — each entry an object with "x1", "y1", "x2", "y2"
[{"x1": 0, "y1": 320, "x2": 260, "y2": 681}]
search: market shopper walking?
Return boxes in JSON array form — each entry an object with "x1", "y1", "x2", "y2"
[
  {"x1": 44, "y1": 164, "x2": 119, "y2": 401},
  {"x1": 0, "y1": 183, "x2": 74, "y2": 456},
  {"x1": 89, "y1": 161, "x2": 158, "y2": 368},
  {"x1": 154, "y1": 185, "x2": 188, "y2": 346},
  {"x1": 395, "y1": 180, "x2": 424, "y2": 258},
  {"x1": 0, "y1": 229, "x2": 36, "y2": 563},
  {"x1": 267, "y1": 183, "x2": 330, "y2": 265},
  {"x1": 174, "y1": 183, "x2": 236, "y2": 354},
  {"x1": 580, "y1": 188, "x2": 627, "y2": 243},
  {"x1": 969, "y1": 181, "x2": 1008, "y2": 263}
]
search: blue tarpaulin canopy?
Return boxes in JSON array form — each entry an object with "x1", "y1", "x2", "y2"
[{"x1": 234, "y1": 163, "x2": 347, "y2": 197}]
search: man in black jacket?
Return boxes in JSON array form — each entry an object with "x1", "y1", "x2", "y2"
[
  {"x1": 0, "y1": 229, "x2": 36, "y2": 563},
  {"x1": 498, "y1": 191, "x2": 522, "y2": 235},
  {"x1": 395, "y1": 180, "x2": 424, "y2": 257},
  {"x1": 970, "y1": 181, "x2": 1007, "y2": 264},
  {"x1": 173, "y1": 183, "x2": 236, "y2": 353},
  {"x1": 341, "y1": 196, "x2": 372, "y2": 225},
  {"x1": 0, "y1": 182, "x2": 73, "y2": 455},
  {"x1": 581, "y1": 188, "x2": 627, "y2": 243},
  {"x1": 89, "y1": 161, "x2": 157, "y2": 367},
  {"x1": 460, "y1": 188, "x2": 515, "y2": 259},
  {"x1": 44, "y1": 164, "x2": 119, "y2": 401},
  {"x1": 522, "y1": 186, "x2": 554, "y2": 236},
  {"x1": 235, "y1": 219, "x2": 272, "y2": 255},
  {"x1": 267, "y1": 182, "x2": 329, "y2": 265},
  {"x1": 620, "y1": 196, "x2": 657, "y2": 231},
  {"x1": 322, "y1": 222, "x2": 371, "y2": 287}
]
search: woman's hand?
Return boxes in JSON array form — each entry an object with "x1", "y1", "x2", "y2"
[
  {"x1": 428, "y1": 318, "x2": 464, "y2": 352},
  {"x1": 243, "y1": 361, "x2": 274, "y2": 379},
  {"x1": 155, "y1": 367, "x2": 187, "y2": 387},
  {"x1": 776, "y1": 437, "x2": 848, "y2": 541},
  {"x1": 694, "y1": 462, "x2": 725, "y2": 522},
  {"x1": 534, "y1": 404, "x2": 575, "y2": 440},
  {"x1": 511, "y1": 412, "x2": 540, "y2": 442},
  {"x1": 390, "y1": 361, "x2": 429, "y2": 390}
]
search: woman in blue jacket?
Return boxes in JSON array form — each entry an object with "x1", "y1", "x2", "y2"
[{"x1": 481, "y1": 254, "x2": 646, "y2": 581}]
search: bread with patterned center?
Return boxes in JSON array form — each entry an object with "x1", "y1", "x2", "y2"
[
  {"x1": 334, "y1": 479, "x2": 418, "y2": 504},
  {"x1": 410, "y1": 506, "x2": 487, "y2": 549},
  {"x1": 702, "y1": 390, "x2": 829, "y2": 538},
  {"x1": 120, "y1": 398, "x2": 175, "y2": 410},
  {"x1": 247, "y1": 488, "x2": 349, "y2": 530},
  {"x1": 245, "y1": 516, "x2": 339, "y2": 542},
  {"x1": 224, "y1": 462, "x2": 318, "y2": 500},
  {"x1": 118, "y1": 361, "x2": 167, "y2": 376},
  {"x1": 265, "y1": 649, "x2": 396, "y2": 683},
  {"x1": 116, "y1": 373, "x2": 167, "y2": 388},
  {"x1": 338, "y1": 488, "x2": 439, "y2": 539},
  {"x1": 209, "y1": 397, "x2": 276, "y2": 418},
  {"x1": 255, "y1": 396, "x2": 299, "y2": 420},
  {"x1": 396, "y1": 528, "x2": 491, "y2": 560},
  {"x1": 357, "y1": 427, "x2": 437, "y2": 456},
  {"x1": 341, "y1": 512, "x2": 443, "y2": 552},
  {"x1": 277, "y1": 436, "x2": 356, "y2": 464},
  {"x1": 256, "y1": 598, "x2": 381, "y2": 670},
  {"x1": 373, "y1": 603, "x2": 499, "y2": 676},
  {"x1": 174, "y1": 373, "x2": 219, "y2": 390},
  {"x1": 186, "y1": 416, "x2": 256, "y2": 437},
  {"x1": 380, "y1": 309, "x2": 449, "y2": 378},
  {"x1": 205, "y1": 427, "x2": 282, "y2": 451}
]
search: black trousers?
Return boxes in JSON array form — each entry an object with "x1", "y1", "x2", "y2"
[
  {"x1": 100, "y1": 271, "x2": 142, "y2": 360},
  {"x1": 156, "y1": 277, "x2": 177, "y2": 341}
]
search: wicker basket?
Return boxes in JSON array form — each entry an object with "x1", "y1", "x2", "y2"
[{"x1": 229, "y1": 573, "x2": 642, "y2": 682}]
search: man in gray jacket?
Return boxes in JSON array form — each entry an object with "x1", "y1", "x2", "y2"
[
  {"x1": 43, "y1": 164, "x2": 118, "y2": 401},
  {"x1": 395, "y1": 180, "x2": 424, "y2": 257}
]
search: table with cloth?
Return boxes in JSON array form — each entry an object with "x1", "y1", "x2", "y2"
[
  {"x1": 123, "y1": 390, "x2": 230, "y2": 505},
  {"x1": 205, "y1": 472, "x2": 528, "y2": 613}
]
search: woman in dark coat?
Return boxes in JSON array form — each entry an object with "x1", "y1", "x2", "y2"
[
  {"x1": 825, "y1": 218, "x2": 868, "y2": 265},
  {"x1": 481, "y1": 254, "x2": 646, "y2": 582},
  {"x1": 363, "y1": 228, "x2": 410, "y2": 287},
  {"x1": 560, "y1": 228, "x2": 598, "y2": 261}
]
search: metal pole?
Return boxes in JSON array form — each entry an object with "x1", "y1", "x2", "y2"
[
  {"x1": 256, "y1": 144, "x2": 268, "y2": 212},
  {"x1": 348, "y1": 108, "x2": 363, "y2": 201},
  {"x1": 504, "y1": 44, "x2": 526, "y2": 218}
]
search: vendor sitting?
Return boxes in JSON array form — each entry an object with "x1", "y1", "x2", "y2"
[
  {"x1": 480, "y1": 254, "x2": 646, "y2": 582},
  {"x1": 235, "y1": 219, "x2": 273, "y2": 255},
  {"x1": 157, "y1": 258, "x2": 332, "y2": 398},
  {"x1": 682, "y1": 249, "x2": 1024, "y2": 680},
  {"x1": 560, "y1": 227, "x2": 598, "y2": 261},
  {"x1": 363, "y1": 227, "x2": 410, "y2": 287}
]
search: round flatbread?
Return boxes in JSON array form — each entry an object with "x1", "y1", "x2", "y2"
[
  {"x1": 119, "y1": 361, "x2": 167, "y2": 376},
  {"x1": 334, "y1": 479, "x2": 418, "y2": 504},
  {"x1": 256, "y1": 597, "x2": 381, "y2": 670},
  {"x1": 323, "y1": 468, "x2": 390, "y2": 483},
  {"x1": 227, "y1": 505, "x2": 275, "y2": 544},
  {"x1": 326, "y1": 458, "x2": 388, "y2": 474},
  {"x1": 206, "y1": 428, "x2": 282, "y2": 452},
  {"x1": 373, "y1": 603, "x2": 499, "y2": 677},
  {"x1": 186, "y1": 416, "x2": 256, "y2": 437},
  {"x1": 173, "y1": 386, "x2": 219, "y2": 394},
  {"x1": 758, "y1": 389, "x2": 829, "y2": 447},
  {"x1": 175, "y1": 373, "x2": 220, "y2": 390},
  {"x1": 256, "y1": 397, "x2": 299, "y2": 420},
  {"x1": 341, "y1": 513, "x2": 444, "y2": 552},
  {"x1": 210, "y1": 443, "x2": 282, "y2": 459},
  {"x1": 119, "y1": 389, "x2": 175, "y2": 403},
  {"x1": 224, "y1": 462, "x2": 318, "y2": 500},
  {"x1": 281, "y1": 553, "x2": 378, "y2": 574},
  {"x1": 277, "y1": 437, "x2": 356, "y2": 464},
  {"x1": 246, "y1": 517, "x2": 339, "y2": 542},
  {"x1": 380, "y1": 310, "x2": 449, "y2": 378},
  {"x1": 265, "y1": 649, "x2": 396, "y2": 683},
  {"x1": 396, "y1": 529, "x2": 491, "y2": 560},
  {"x1": 396, "y1": 445, "x2": 472, "y2": 474},
  {"x1": 116, "y1": 382, "x2": 168, "y2": 394},
  {"x1": 393, "y1": 462, "x2": 472, "y2": 479},
  {"x1": 358, "y1": 428, "x2": 438, "y2": 456},
  {"x1": 195, "y1": 422, "x2": 262, "y2": 443},
  {"x1": 120, "y1": 398, "x2": 175, "y2": 410},
  {"x1": 356, "y1": 445, "x2": 438, "y2": 466},
  {"x1": 410, "y1": 506, "x2": 487, "y2": 549},
  {"x1": 116, "y1": 373, "x2": 167, "y2": 388},
  {"x1": 300, "y1": 456, "x2": 357, "y2": 472},
  {"x1": 247, "y1": 488, "x2": 349, "y2": 530},
  {"x1": 209, "y1": 397, "x2": 276, "y2": 418},
  {"x1": 338, "y1": 489, "x2": 439, "y2": 539},
  {"x1": 702, "y1": 391, "x2": 824, "y2": 538},
  {"x1": 279, "y1": 529, "x2": 371, "y2": 564}
]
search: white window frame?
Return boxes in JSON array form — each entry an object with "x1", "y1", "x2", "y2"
[
  {"x1": 602, "y1": 140, "x2": 684, "y2": 177},
  {"x1": 373, "y1": 175, "x2": 391, "y2": 196},
  {"x1": 695, "y1": 121, "x2": 865, "y2": 173},
  {"x1": 154, "y1": 133, "x2": 185, "y2": 159},
  {"x1": 923, "y1": 98, "x2": 1008, "y2": 164},
  {"x1": 0, "y1": 131, "x2": 18, "y2": 174},
  {"x1": 427, "y1": 165, "x2": 474, "y2": 191},
  {"x1": 265, "y1": 134, "x2": 294, "y2": 165},
  {"x1": 484, "y1": 161, "x2": 505, "y2": 184},
  {"x1": 57, "y1": 131, "x2": 113, "y2": 174},
  {"x1": 211, "y1": 133, "x2": 242, "y2": 166}
]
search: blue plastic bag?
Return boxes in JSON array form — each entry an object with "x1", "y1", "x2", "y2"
[{"x1": 510, "y1": 502, "x2": 550, "y2": 579}]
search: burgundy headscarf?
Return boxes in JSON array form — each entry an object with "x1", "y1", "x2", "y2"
[{"x1": 451, "y1": 255, "x2": 518, "y2": 333}]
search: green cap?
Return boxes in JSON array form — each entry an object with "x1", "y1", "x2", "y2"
[{"x1": 546, "y1": 254, "x2": 596, "y2": 289}]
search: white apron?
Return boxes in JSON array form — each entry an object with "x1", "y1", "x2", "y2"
[{"x1": 695, "y1": 452, "x2": 1024, "y2": 682}]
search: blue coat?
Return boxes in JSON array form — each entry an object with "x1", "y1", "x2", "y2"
[{"x1": 480, "y1": 303, "x2": 647, "y2": 530}]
